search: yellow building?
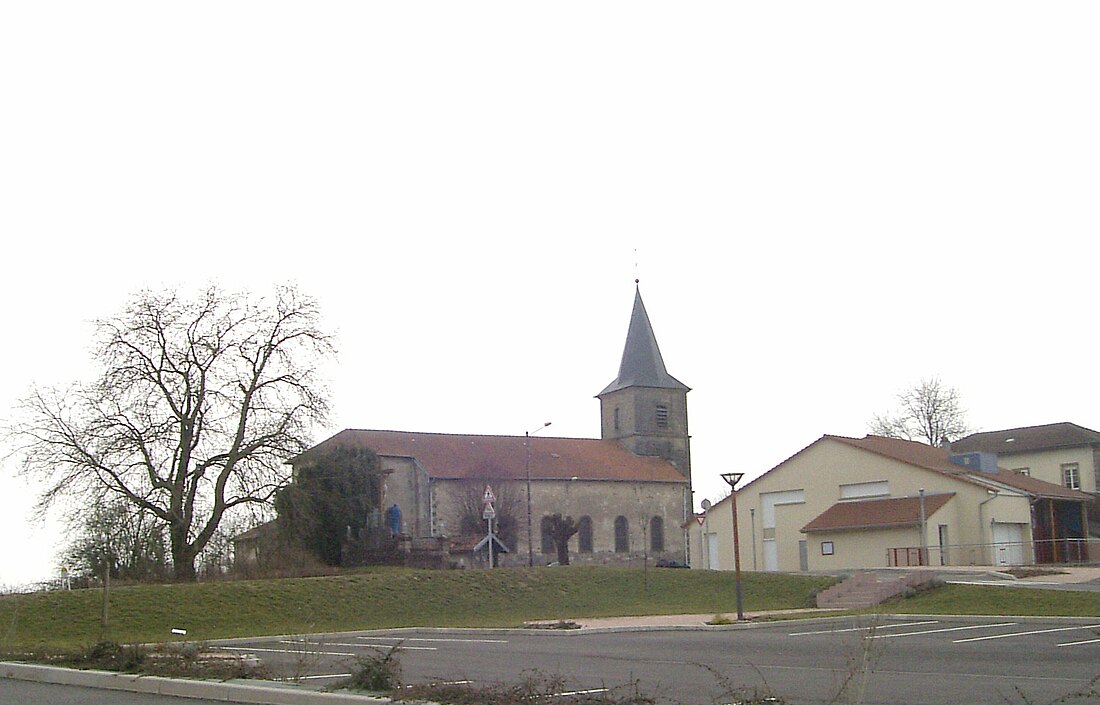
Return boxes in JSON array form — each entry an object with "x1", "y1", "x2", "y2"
[{"x1": 692, "y1": 435, "x2": 1092, "y2": 573}]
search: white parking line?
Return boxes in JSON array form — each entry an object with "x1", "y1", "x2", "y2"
[
  {"x1": 1058, "y1": 637, "x2": 1100, "y2": 647},
  {"x1": 295, "y1": 673, "x2": 352, "y2": 680},
  {"x1": 357, "y1": 636, "x2": 508, "y2": 644},
  {"x1": 946, "y1": 580, "x2": 1062, "y2": 587},
  {"x1": 869, "y1": 622, "x2": 1018, "y2": 640},
  {"x1": 281, "y1": 639, "x2": 438, "y2": 651},
  {"x1": 556, "y1": 688, "x2": 610, "y2": 697},
  {"x1": 954, "y1": 624, "x2": 1100, "y2": 644},
  {"x1": 211, "y1": 645, "x2": 357, "y2": 657},
  {"x1": 789, "y1": 621, "x2": 938, "y2": 636}
]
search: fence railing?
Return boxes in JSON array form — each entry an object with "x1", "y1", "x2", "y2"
[{"x1": 887, "y1": 538, "x2": 1097, "y2": 567}]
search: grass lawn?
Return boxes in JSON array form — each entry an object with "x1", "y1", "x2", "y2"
[
  {"x1": 0, "y1": 567, "x2": 833, "y2": 650},
  {"x1": 887, "y1": 583, "x2": 1100, "y2": 617}
]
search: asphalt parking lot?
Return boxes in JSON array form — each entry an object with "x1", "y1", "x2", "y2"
[{"x1": 208, "y1": 615, "x2": 1100, "y2": 704}]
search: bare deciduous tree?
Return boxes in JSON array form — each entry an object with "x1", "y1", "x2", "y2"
[
  {"x1": 7, "y1": 285, "x2": 333, "y2": 581},
  {"x1": 869, "y1": 377, "x2": 970, "y2": 446},
  {"x1": 456, "y1": 480, "x2": 521, "y2": 551}
]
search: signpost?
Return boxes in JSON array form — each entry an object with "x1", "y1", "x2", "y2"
[{"x1": 483, "y1": 485, "x2": 496, "y2": 568}]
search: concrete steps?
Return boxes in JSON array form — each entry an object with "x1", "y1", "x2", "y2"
[{"x1": 816, "y1": 571, "x2": 932, "y2": 609}]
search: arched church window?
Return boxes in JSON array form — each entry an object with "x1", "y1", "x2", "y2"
[
  {"x1": 650, "y1": 516, "x2": 664, "y2": 552},
  {"x1": 614, "y1": 515, "x2": 629, "y2": 553},
  {"x1": 540, "y1": 516, "x2": 554, "y2": 554},
  {"x1": 578, "y1": 516, "x2": 593, "y2": 553}
]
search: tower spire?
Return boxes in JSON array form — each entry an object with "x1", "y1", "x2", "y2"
[{"x1": 599, "y1": 284, "x2": 689, "y2": 396}]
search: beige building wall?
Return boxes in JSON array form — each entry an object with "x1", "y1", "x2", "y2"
[
  {"x1": 993, "y1": 447, "x2": 1099, "y2": 493},
  {"x1": 811, "y1": 526, "x2": 922, "y2": 570},
  {"x1": 692, "y1": 438, "x2": 1036, "y2": 573}
]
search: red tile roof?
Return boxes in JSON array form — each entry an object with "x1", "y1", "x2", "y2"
[
  {"x1": 802, "y1": 493, "x2": 955, "y2": 533},
  {"x1": 827, "y1": 435, "x2": 1092, "y2": 501},
  {"x1": 293, "y1": 429, "x2": 688, "y2": 484}
]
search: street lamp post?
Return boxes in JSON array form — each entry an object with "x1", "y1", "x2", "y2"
[
  {"x1": 720, "y1": 472, "x2": 746, "y2": 621},
  {"x1": 750, "y1": 507, "x2": 757, "y2": 572},
  {"x1": 526, "y1": 421, "x2": 552, "y2": 567},
  {"x1": 918, "y1": 487, "x2": 927, "y2": 567}
]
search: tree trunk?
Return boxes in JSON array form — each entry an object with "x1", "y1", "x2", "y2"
[
  {"x1": 556, "y1": 540, "x2": 570, "y2": 566},
  {"x1": 170, "y1": 524, "x2": 198, "y2": 581}
]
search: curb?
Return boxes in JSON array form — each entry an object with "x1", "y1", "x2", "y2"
[{"x1": 0, "y1": 661, "x2": 392, "y2": 704}]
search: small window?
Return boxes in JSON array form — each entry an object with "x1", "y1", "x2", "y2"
[
  {"x1": 578, "y1": 516, "x2": 593, "y2": 553},
  {"x1": 1012, "y1": 467, "x2": 1030, "y2": 476},
  {"x1": 613, "y1": 407, "x2": 620, "y2": 431},
  {"x1": 1062, "y1": 463, "x2": 1080, "y2": 490},
  {"x1": 656, "y1": 404, "x2": 669, "y2": 428},
  {"x1": 614, "y1": 516, "x2": 629, "y2": 552},
  {"x1": 540, "y1": 516, "x2": 554, "y2": 553},
  {"x1": 650, "y1": 516, "x2": 664, "y2": 552},
  {"x1": 821, "y1": 541, "x2": 834, "y2": 556}
]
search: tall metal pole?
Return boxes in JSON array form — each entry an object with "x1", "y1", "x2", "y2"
[
  {"x1": 525, "y1": 431, "x2": 532, "y2": 567},
  {"x1": 918, "y1": 488, "x2": 927, "y2": 567},
  {"x1": 525, "y1": 422, "x2": 551, "y2": 567},
  {"x1": 750, "y1": 507, "x2": 757, "y2": 572},
  {"x1": 721, "y1": 472, "x2": 745, "y2": 621}
]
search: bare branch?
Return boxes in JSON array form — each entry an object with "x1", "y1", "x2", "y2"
[{"x1": 5, "y1": 284, "x2": 334, "y2": 580}]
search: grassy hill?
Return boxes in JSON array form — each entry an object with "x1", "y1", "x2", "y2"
[{"x1": 0, "y1": 567, "x2": 834, "y2": 650}]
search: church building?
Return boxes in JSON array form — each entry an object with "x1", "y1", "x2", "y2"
[{"x1": 284, "y1": 285, "x2": 693, "y2": 567}]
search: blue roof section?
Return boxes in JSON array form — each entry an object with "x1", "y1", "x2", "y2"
[{"x1": 598, "y1": 286, "x2": 689, "y2": 396}]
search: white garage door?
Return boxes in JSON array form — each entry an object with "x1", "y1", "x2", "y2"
[{"x1": 991, "y1": 522, "x2": 1027, "y2": 566}]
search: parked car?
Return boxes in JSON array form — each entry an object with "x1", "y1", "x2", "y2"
[{"x1": 655, "y1": 559, "x2": 688, "y2": 568}]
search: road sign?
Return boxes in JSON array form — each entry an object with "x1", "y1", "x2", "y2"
[
  {"x1": 483, "y1": 485, "x2": 495, "y2": 504},
  {"x1": 482, "y1": 503, "x2": 496, "y2": 520}
]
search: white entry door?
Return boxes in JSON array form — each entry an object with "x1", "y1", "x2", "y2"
[
  {"x1": 991, "y1": 522, "x2": 1027, "y2": 566},
  {"x1": 705, "y1": 532, "x2": 720, "y2": 570},
  {"x1": 763, "y1": 539, "x2": 778, "y2": 572}
]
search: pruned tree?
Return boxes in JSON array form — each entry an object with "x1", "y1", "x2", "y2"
[
  {"x1": 870, "y1": 377, "x2": 970, "y2": 446},
  {"x1": 274, "y1": 444, "x2": 383, "y2": 566},
  {"x1": 8, "y1": 284, "x2": 333, "y2": 581},
  {"x1": 545, "y1": 513, "x2": 579, "y2": 566}
]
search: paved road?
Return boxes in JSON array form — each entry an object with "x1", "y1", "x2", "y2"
[{"x1": 212, "y1": 616, "x2": 1100, "y2": 705}]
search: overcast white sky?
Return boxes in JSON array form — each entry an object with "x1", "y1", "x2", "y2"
[{"x1": 2, "y1": 2, "x2": 1098, "y2": 588}]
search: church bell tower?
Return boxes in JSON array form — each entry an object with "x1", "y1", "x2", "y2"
[{"x1": 597, "y1": 284, "x2": 691, "y2": 481}]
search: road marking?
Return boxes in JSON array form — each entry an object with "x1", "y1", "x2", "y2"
[
  {"x1": 556, "y1": 688, "x2": 609, "y2": 697},
  {"x1": 954, "y1": 624, "x2": 1100, "y2": 643},
  {"x1": 1058, "y1": 637, "x2": 1100, "y2": 647},
  {"x1": 869, "y1": 622, "x2": 1018, "y2": 639},
  {"x1": 295, "y1": 673, "x2": 352, "y2": 680},
  {"x1": 356, "y1": 636, "x2": 508, "y2": 644},
  {"x1": 947, "y1": 580, "x2": 1062, "y2": 587},
  {"x1": 281, "y1": 639, "x2": 438, "y2": 651},
  {"x1": 211, "y1": 645, "x2": 357, "y2": 657},
  {"x1": 789, "y1": 621, "x2": 938, "y2": 636}
]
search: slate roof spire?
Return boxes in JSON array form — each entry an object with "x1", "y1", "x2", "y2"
[{"x1": 599, "y1": 282, "x2": 689, "y2": 396}]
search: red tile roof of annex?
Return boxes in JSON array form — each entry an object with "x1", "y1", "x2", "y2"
[
  {"x1": 730, "y1": 434, "x2": 1092, "y2": 503},
  {"x1": 802, "y1": 492, "x2": 955, "y2": 533},
  {"x1": 292, "y1": 429, "x2": 689, "y2": 484},
  {"x1": 830, "y1": 434, "x2": 1092, "y2": 501}
]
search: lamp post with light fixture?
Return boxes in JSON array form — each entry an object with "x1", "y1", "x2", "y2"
[
  {"x1": 525, "y1": 422, "x2": 552, "y2": 567},
  {"x1": 720, "y1": 472, "x2": 746, "y2": 620}
]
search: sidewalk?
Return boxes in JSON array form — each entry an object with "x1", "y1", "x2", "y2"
[{"x1": 539, "y1": 607, "x2": 833, "y2": 631}]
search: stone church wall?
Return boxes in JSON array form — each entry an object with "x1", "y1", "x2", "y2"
[{"x1": 431, "y1": 477, "x2": 689, "y2": 567}]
